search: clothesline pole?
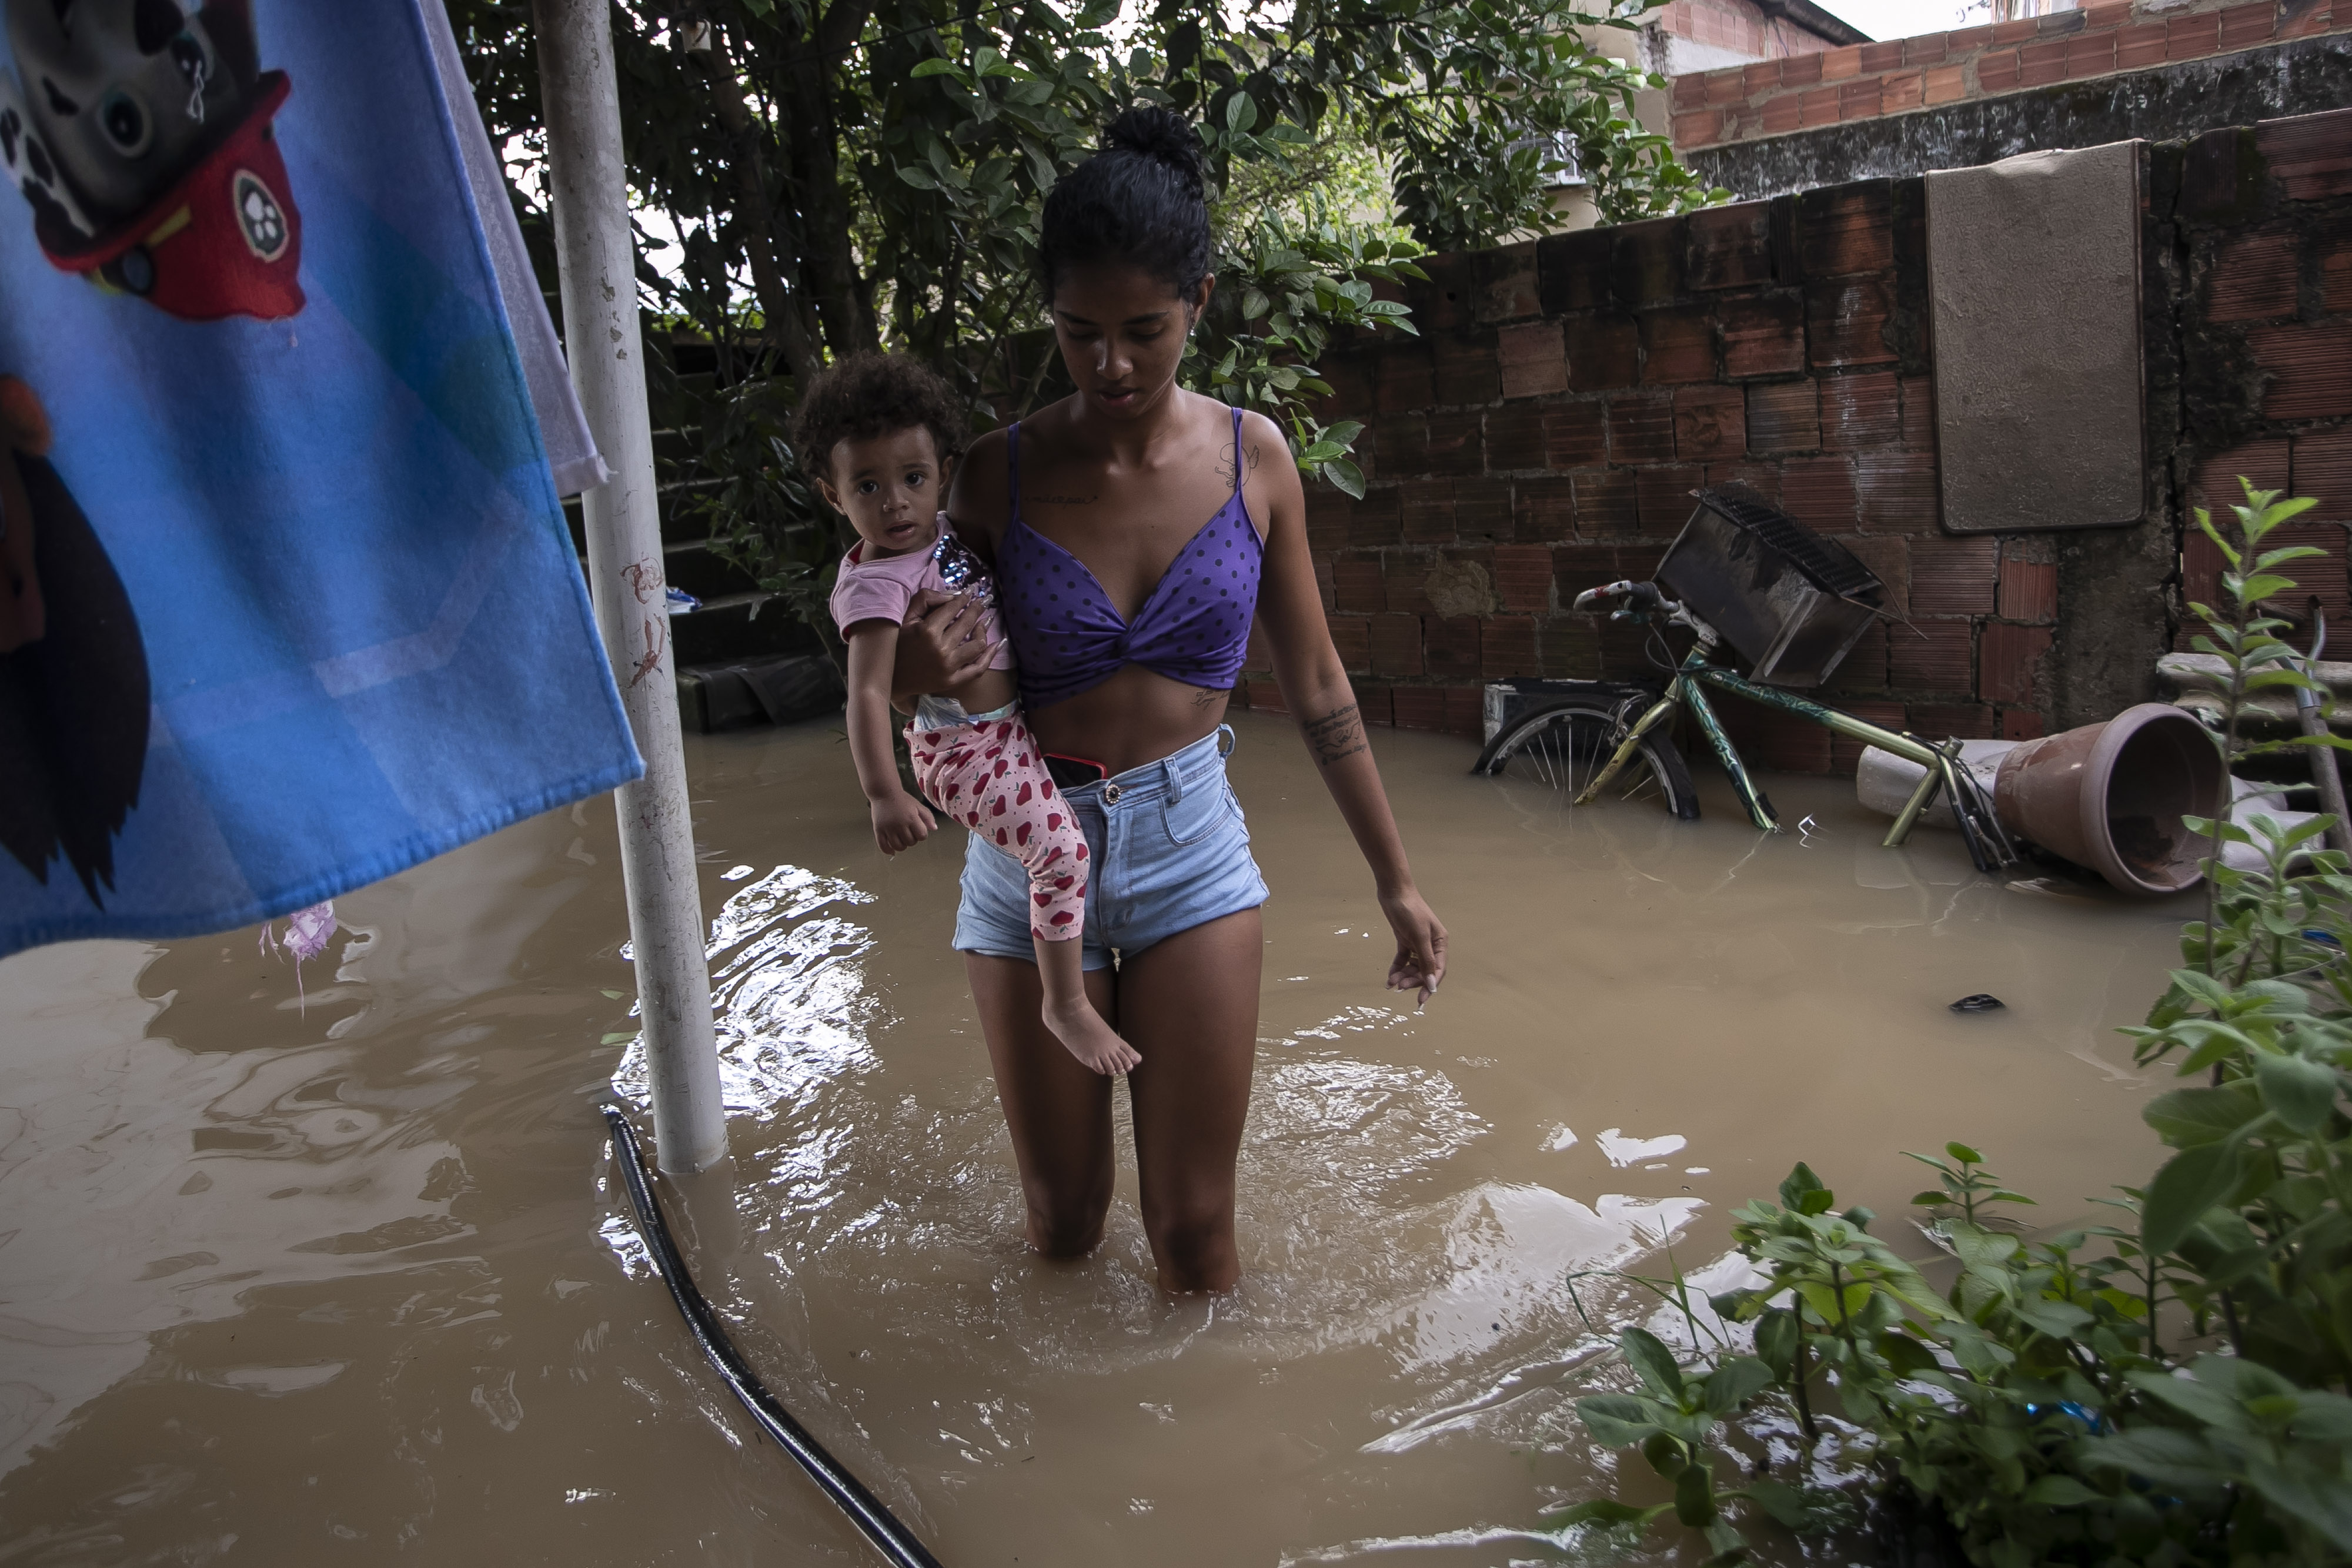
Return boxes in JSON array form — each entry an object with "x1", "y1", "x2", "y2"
[{"x1": 533, "y1": 0, "x2": 729, "y2": 1174}]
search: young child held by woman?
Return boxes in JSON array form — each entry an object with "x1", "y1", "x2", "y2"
[{"x1": 799, "y1": 353, "x2": 1138, "y2": 1075}]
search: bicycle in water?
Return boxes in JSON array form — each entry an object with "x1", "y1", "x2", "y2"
[{"x1": 1471, "y1": 579, "x2": 2020, "y2": 874}]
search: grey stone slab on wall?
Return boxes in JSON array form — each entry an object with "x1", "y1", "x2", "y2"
[
  {"x1": 1927, "y1": 141, "x2": 2144, "y2": 533},
  {"x1": 1687, "y1": 36, "x2": 2352, "y2": 203}
]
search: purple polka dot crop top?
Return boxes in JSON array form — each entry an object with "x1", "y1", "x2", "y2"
[{"x1": 994, "y1": 406, "x2": 1265, "y2": 711}]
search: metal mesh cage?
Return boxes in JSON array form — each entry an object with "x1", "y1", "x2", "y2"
[
  {"x1": 1656, "y1": 487, "x2": 1885, "y2": 687},
  {"x1": 1694, "y1": 487, "x2": 1882, "y2": 602}
]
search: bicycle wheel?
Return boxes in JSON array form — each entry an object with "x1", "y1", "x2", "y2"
[{"x1": 1476, "y1": 701, "x2": 1701, "y2": 821}]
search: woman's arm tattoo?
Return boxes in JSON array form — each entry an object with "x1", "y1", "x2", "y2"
[{"x1": 1303, "y1": 702, "x2": 1368, "y2": 766}]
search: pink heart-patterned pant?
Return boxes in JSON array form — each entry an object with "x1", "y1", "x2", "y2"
[{"x1": 906, "y1": 714, "x2": 1088, "y2": 941}]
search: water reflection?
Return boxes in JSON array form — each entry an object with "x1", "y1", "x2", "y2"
[
  {"x1": 1595, "y1": 1128, "x2": 1689, "y2": 1167},
  {"x1": 612, "y1": 864, "x2": 884, "y2": 1122},
  {"x1": 0, "y1": 935, "x2": 492, "y2": 1477}
]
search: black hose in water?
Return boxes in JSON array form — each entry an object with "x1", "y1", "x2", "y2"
[{"x1": 600, "y1": 1103, "x2": 946, "y2": 1568}]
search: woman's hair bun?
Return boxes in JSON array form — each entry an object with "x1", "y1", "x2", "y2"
[
  {"x1": 1102, "y1": 106, "x2": 1203, "y2": 198},
  {"x1": 1035, "y1": 105, "x2": 1213, "y2": 301}
]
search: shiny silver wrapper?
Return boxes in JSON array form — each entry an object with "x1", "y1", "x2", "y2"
[{"x1": 931, "y1": 529, "x2": 993, "y2": 603}]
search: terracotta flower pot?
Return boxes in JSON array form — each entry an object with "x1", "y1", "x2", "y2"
[{"x1": 1992, "y1": 704, "x2": 2224, "y2": 895}]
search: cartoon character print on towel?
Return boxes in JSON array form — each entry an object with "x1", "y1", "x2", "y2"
[
  {"x1": 0, "y1": 375, "x2": 148, "y2": 908},
  {"x1": 0, "y1": 0, "x2": 303, "y2": 320}
]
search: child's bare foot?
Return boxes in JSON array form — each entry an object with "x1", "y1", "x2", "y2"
[{"x1": 1043, "y1": 996, "x2": 1140, "y2": 1075}]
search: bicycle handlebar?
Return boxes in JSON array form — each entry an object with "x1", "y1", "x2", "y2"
[
  {"x1": 1571, "y1": 580, "x2": 1720, "y2": 647},
  {"x1": 1572, "y1": 579, "x2": 1668, "y2": 616}
]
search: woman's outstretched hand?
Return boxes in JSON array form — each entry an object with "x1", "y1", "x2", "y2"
[
  {"x1": 1380, "y1": 886, "x2": 1447, "y2": 1008},
  {"x1": 893, "y1": 586, "x2": 1000, "y2": 706}
]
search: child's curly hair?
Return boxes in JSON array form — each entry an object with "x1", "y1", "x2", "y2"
[{"x1": 791, "y1": 352, "x2": 965, "y2": 482}]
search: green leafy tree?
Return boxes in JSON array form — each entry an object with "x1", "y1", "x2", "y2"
[{"x1": 446, "y1": 0, "x2": 1722, "y2": 621}]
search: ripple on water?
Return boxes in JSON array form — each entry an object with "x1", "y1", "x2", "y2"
[
  {"x1": 604, "y1": 878, "x2": 1537, "y2": 1372},
  {"x1": 1387, "y1": 1186, "x2": 1703, "y2": 1372},
  {"x1": 611, "y1": 865, "x2": 887, "y2": 1122},
  {"x1": 597, "y1": 869, "x2": 1712, "y2": 1475}
]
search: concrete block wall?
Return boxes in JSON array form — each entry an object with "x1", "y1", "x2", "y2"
[
  {"x1": 1230, "y1": 106, "x2": 2352, "y2": 777},
  {"x1": 1667, "y1": 0, "x2": 2347, "y2": 153}
]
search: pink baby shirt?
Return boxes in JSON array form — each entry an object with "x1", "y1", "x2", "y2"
[{"x1": 828, "y1": 519, "x2": 1017, "y2": 673}]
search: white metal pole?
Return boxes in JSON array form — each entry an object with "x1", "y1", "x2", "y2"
[{"x1": 533, "y1": 0, "x2": 728, "y2": 1173}]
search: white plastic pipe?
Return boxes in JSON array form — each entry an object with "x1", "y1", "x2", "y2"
[
  {"x1": 533, "y1": 0, "x2": 727, "y2": 1173},
  {"x1": 1853, "y1": 740, "x2": 2018, "y2": 829},
  {"x1": 2224, "y1": 780, "x2": 2327, "y2": 874}
]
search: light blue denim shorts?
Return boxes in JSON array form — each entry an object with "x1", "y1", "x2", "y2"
[{"x1": 954, "y1": 725, "x2": 1268, "y2": 971}]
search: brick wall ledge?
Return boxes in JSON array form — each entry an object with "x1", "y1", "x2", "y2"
[
  {"x1": 1682, "y1": 35, "x2": 2352, "y2": 204},
  {"x1": 1670, "y1": 0, "x2": 2348, "y2": 153}
]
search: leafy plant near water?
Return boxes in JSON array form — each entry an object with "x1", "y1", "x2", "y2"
[
  {"x1": 666, "y1": 371, "x2": 841, "y2": 656},
  {"x1": 1548, "y1": 486, "x2": 2352, "y2": 1566},
  {"x1": 2176, "y1": 480, "x2": 2341, "y2": 977},
  {"x1": 1559, "y1": 1152, "x2": 2351, "y2": 1564},
  {"x1": 1197, "y1": 207, "x2": 1424, "y2": 501}
]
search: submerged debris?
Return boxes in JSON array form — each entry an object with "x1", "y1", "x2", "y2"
[
  {"x1": 1949, "y1": 993, "x2": 2004, "y2": 1013},
  {"x1": 259, "y1": 900, "x2": 337, "y2": 1011}
]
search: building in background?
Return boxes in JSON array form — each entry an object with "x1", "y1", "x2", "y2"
[
  {"x1": 1635, "y1": 0, "x2": 1870, "y2": 76},
  {"x1": 1987, "y1": 0, "x2": 2083, "y2": 17},
  {"x1": 1549, "y1": 0, "x2": 1869, "y2": 227}
]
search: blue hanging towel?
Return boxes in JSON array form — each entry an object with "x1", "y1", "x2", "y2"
[{"x1": 0, "y1": 0, "x2": 644, "y2": 958}]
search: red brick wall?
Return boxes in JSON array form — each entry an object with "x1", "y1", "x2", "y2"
[
  {"x1": 1667, "y1": 0, "x2": 2347, "y2": 153},
  {"x1": 1233, "y1": 106, "x2": 2352, "y2": 776},
  {"x1": 2174, "y1": 110, "x2": 2352, "y2": 646}
]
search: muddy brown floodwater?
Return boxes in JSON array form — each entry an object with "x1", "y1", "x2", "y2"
[{"x1": 1, "y1": 711, "x2": 2195, "y2": 1566}]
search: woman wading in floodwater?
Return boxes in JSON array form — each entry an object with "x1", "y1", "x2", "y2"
[{"x1": 896, "y1": 108, "x2": 1446, "y2": 1293}]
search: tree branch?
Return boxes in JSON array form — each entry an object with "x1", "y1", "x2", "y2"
[{"x1": 695, "y1": 25, "x2": 821, "y2": 386}]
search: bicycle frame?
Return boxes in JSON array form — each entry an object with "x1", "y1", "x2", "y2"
[{"x1": 1571, "y1": 593, "x2": 2016, "y2": 869}]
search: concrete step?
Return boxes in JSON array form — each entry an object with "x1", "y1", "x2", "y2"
[
  {"x1": 677, "y1": 650, "x2": 844, "y2": 734},
  {"x1": 546, "y1": 331, "x2": 830, "y2": 673},
  {"x1": 669, "y1": 591, "x2": 823, "y2": 667},
  {"x1": 660, "y1": 537, "x2": 762, "y2": 602}
]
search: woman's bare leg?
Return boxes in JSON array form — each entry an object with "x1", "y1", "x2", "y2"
[
  {"x1": 966, "y1": 952, "x2": 1121, "y2": 1256},
  {"x1": 1117, "y1": 908, "x2": 1264, "y2": 1293}
]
